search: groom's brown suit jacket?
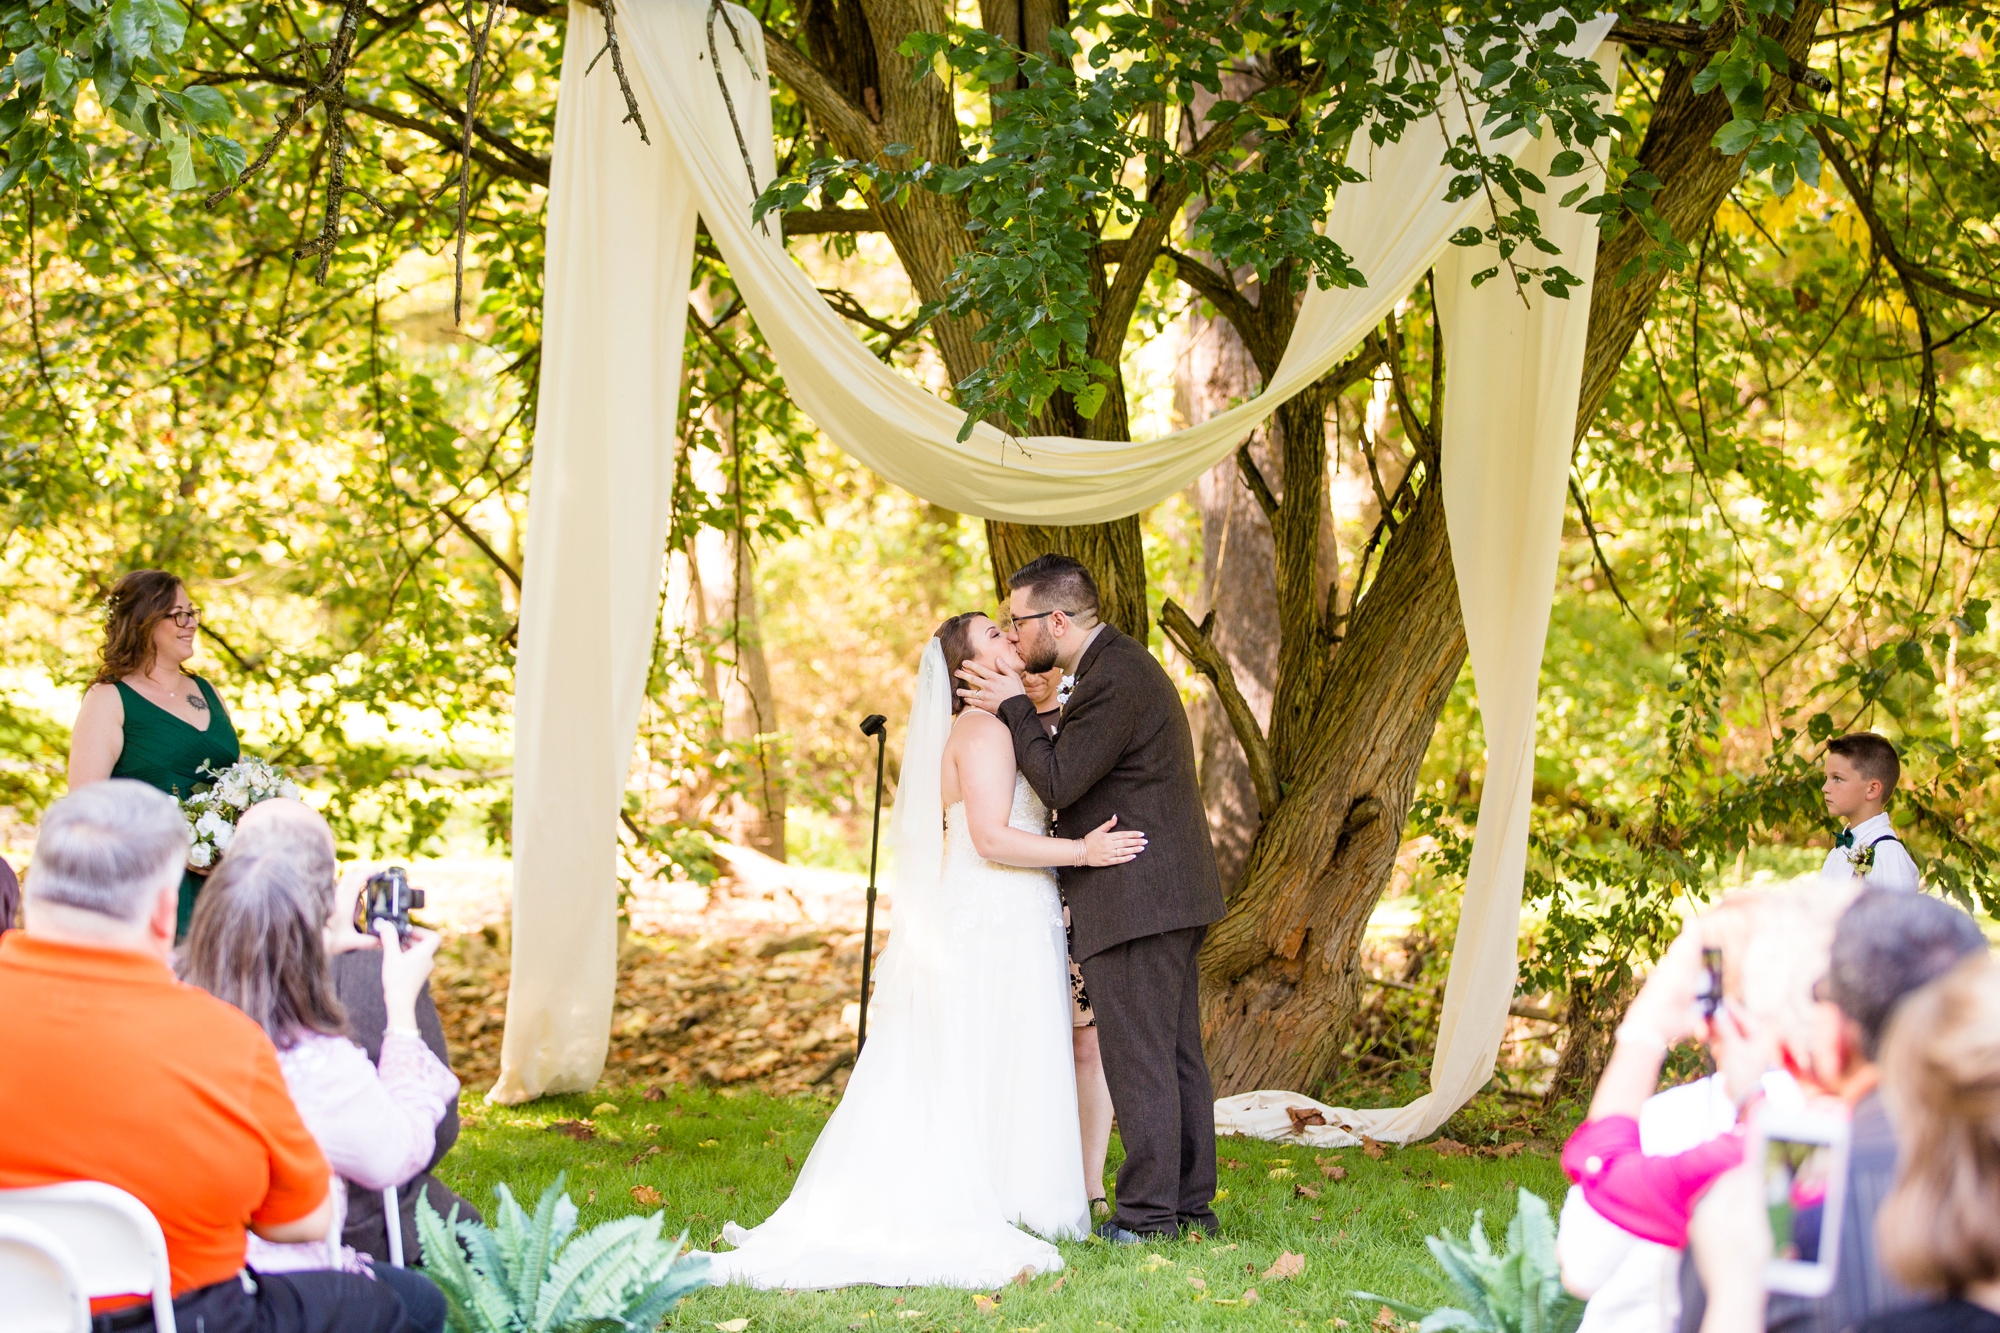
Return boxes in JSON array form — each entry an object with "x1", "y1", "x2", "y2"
[{"x1": 998, "y1": 625, "x2": 1224, "y2": 961}]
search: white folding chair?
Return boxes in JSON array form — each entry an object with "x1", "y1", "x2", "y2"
[
  {"x1": 0, "y1": 1215, "x2": 90, "y2": 1333},
  {"x1": 0, "y1": 1183, "x2": 176, "y2": 1333}
]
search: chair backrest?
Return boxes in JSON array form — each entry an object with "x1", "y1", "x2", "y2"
[
  {"x1": 0, "y1": 1215, "x2": 90, "y2": 1333},
  {"x1": 0, "y1": 1183, "x2": 176, "y2": 1333}
]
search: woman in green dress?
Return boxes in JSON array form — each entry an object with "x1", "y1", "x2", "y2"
[{"x1": 67, "y1": 570, "x2": 240, "y2": 938}]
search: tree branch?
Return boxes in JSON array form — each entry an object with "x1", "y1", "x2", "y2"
[
  {"x1": 1813, "y1": 125, "x2": 2000, "y2": 311},
  {"x1": 1608, "y1": 17, "x2": 1832, "y2": 92},
  {"x1": 1236, "y1": 443, "x2": 1280, "y2": 523},
  {"x1": 1160, "y1": 599, "x2": 1278, "y2": 819},
  {"x1": 765, "y1": 36, "x2": 881, "y2": 161},
  {"x1": 1569, "y1": 476, "x2": 1640, "y2": 622}
]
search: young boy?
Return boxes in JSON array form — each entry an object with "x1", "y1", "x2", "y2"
[{"x1": 1820, "y1": 732, "x2": 1920, "y2": 890}]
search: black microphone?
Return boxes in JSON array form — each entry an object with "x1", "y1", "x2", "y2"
[{"x1": 855, "y1": 713, "x2": 890, "y2": 1055}]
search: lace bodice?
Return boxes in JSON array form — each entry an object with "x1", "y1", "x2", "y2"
[{"x1": 946, "y1": 772, "x2": 1050, "y2": 843}]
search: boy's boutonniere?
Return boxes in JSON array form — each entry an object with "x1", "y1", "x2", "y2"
[{"x1": 1847, "y1": 840, "x2": 1879, "y2": 877}]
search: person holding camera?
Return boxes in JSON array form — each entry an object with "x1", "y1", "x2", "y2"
[
  {"x1": 229, "y1": 798, "x2": 479, "y2": 1264},
  {"x1": 180, "y1": 841, "x2": 455, "y2": 1332}
]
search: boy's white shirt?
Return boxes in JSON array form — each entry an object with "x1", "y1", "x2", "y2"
[{"x1": 1818, "y1": 811, "x2": 1920, "y2": 892}]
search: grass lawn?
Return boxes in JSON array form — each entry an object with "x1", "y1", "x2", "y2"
[{"x1": 438, "y1": 1086, "x2": 1571, "y2": 1332}]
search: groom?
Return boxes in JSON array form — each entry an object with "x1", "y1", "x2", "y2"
[{"x1": 958, "y1": 554, "x2": 1226, "y2": 1241}]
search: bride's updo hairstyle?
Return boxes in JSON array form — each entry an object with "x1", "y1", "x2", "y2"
[{"x1": 935, "y1": 612, "x2": 987, "y2": 716}]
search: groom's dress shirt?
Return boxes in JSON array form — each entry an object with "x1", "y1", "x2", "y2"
[{"x1": 998, "y1": 625, "x2": 1224, "y2": 961}]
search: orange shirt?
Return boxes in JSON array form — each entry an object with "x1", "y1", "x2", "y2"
[{"x1": 0, "y1": 931, "x2": 329, "y2": 1300}]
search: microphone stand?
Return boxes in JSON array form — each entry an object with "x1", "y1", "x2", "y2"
[{"x1": 856, "y1": 714, "x2": 889, "y2": 1055}]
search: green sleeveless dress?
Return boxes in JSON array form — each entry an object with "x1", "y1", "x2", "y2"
[{"x1": 109, "y1": 676, "x2": 240, "y2": 938}]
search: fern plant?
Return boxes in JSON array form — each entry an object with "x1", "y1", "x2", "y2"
[
  {"x1": 417, "y1": 1173, "x2": 711, "y2": 1333},
  {"x1": 1355, "y1": 1189, "x2": 1583, "y2": 1333}
]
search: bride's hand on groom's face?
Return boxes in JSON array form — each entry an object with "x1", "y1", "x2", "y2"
[{"x1": 956, "y1": 659, "x2": 1026, "y2": 715}]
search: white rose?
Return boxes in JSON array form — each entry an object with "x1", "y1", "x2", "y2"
[
  {"x1": 189, "y1": 843, "x2": 213, "y2": 868},
  {"x1": 195, "y1": 810, "x2": 229, "y2": 839},
  {"x1": 278, "y1": 782, "x2": 299, "y2": 800},
  {"x1": 213, "y1": 823, "x2": 234, "y2": 850}
]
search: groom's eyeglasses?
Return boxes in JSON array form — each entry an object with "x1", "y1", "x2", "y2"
[{"x1": 1001, "y1": 609, "x2": 1064, "y2": 631}]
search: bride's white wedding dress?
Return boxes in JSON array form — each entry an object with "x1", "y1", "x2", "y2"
[{"x1": 705, "y1": 643, "x2": 1089, "y2": 1289}]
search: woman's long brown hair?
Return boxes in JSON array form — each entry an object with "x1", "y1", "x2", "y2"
[
  {"x1": 935, "y1": 612, "x2": 986, "y2": 716},
  {"x1": 95, "y1": 570, "x2": 185, "y2": 684},
  {"x1": 180, "y1": 851, "x2": 347, "y2": 1050}
]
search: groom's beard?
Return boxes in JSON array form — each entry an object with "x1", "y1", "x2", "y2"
[{"x1": 1020, "y1": 637, "x2": 1059, "y2": 675}]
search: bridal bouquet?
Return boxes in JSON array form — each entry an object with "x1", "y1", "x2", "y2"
[{"x1": 182, "y1": 756, "x2": 299, "y2": 868}]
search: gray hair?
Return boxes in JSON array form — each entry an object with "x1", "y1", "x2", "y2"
[
  {"x1": 29, "y1": 780, "x2": 190, "y2": 921},
  {"x1": 225, "y1": 807, "x2": 338, "y2": 921},
  {"x1": 1830, "y1": 888, "x2": 1989, "y2": 1059}
]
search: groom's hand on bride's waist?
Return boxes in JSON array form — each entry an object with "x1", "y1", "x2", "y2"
[{"x1": 956, "y1": 660, "x2": 1026, "y2": 715}]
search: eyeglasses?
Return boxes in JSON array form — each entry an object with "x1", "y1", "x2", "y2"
[
  {"x1": 1001, "y1": 609, "x2": 1066, "y2": 631},
  {"x1": 169, "y1": 607, "x2": 201, "y2": 629}
]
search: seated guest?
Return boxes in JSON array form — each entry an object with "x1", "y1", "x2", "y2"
[
  {"x1": 1560, "y1": 886, "x2": 1838, "y2": 1333},
  {"x1": 181, "y1": 839, "x2": 455, "y2": 1332},
  {"x1": 1852, "y1": 953, "x2": 2000, "y2": 1333},
  {"x1": 0, "y1": 780, "x2": 412, "y2": 1331},
  {"x1": 226, "y1": 798, "x2": 479, "y2": 1263},
  {"x1": 1678, "y1": 888, "x2": 1989, "y2": 1333}
]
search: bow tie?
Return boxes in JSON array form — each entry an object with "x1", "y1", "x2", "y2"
[{"x1": 1836, "y1": 830, "x2": 1857, "y2": 849}]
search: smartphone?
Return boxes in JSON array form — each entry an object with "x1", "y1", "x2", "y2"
[
  {"x1": 1760, "y1": 1107, "x2": 1851, "y2": 1296},
  {"x1": 1695, "y1": 946, "x2": 1724, "y2": 1021}
]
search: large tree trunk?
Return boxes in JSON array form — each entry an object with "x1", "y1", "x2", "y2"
[
  {"x1": 1182, "y1": 302, "x2": 1281, "y2": 895},
  {"x1": 984, "y1": 515, "x2": 1150, "y2": 639},
  {"x1": 1199, "y1": 469, "x2": 1465, "y2": 1093}
]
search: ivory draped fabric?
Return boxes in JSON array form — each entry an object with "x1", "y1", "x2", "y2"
[{"x1": 493, "y1": 0, "x2": 1616, "y2": 1125}]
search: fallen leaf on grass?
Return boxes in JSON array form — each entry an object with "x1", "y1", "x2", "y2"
[
  {"x1": 972, "y1": 1295, "x2": 1000, "y2": 1314},
  {"x1": 1242, "y1": 1289, "x2": 1260, "y2": 1305},
  {"x1": 1267, "y1": 1167, "x2": 1295, "y2": 1181},
  {"x1": 1188, "y1": 1277, "x2": 1207, "y2": 1291},
  {"x1": 1048, "y1": 1278, "x2": 1065, "y2": 1293},
  {"x1": 1013, "y1": 1267, "x2": 1035, "y2": 1287},
  {"x1": 1263, "y1": 1252, "x2": 1306, "y2": 1281},
  {"x1": 1319, "y1": 1160, "x2": 1348, "y2": 1181},
  {"x1": 1374, "y1": 1306, "x2": 1402, "y2": 1331},
  {"x1": 586, "y1": 1189, "x2": 597, "y2": 1202},
  {"x1": 548, "y1": 1120, "x2": 595, "y2": 1141},
  {"x1": 644, "y1": 1086, "x2": 667, "y2": 1102},
  {"x1": 1432, "y1": 1138, "x2": 1473, "y2": 1158},
  {"x1": 1142, "y1": 1253, "x2": 1175, "y2": 1270},
  {"x1": 785, "y1": 1154, "x2": 797, "y2": 1171},
  {"x1": 699, "y1": 1138, "x2": 721, "y2": 1147},
  {"x1": 1361, "y1": 1138, "x2": 1385, "y2": 1159},
  {"x1": 630, "y1": 1184, "x2": 662, "y2": 1206},
  {"x1": 1221, "y1": 1158, "x2": 1246, "y2": 1170},
  {"x1": 715, "y1": 1321, "x2": 751, "y2": 1333},
  {"x1": 593, "y1": 1102, "x2": 621, "y2": 1117},
  {"x1": 1493, "y1": 1141, "x2": 1527, "y2": 1159},
  {"x1": 1211, "y1": 1244, "x2": 1238, "y2": 1253},
  {"x1": 1331, "y1": 1320, "x2": 1351, "y2": 1328},
  {"x1": 627, "y1": 1145, "x2": 664, "y2": 1167},
  {"x1": 1294, "y1": 1184, "x2": 1321, "y2": 1201}
]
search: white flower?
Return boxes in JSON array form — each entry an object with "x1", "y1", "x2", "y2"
[
  {"x1": 212, "y1": 823, "x2": 234, "y2": 850},
  {"x1": 195, "y1": 810, "x2": 230, "y2": 839},
  {"x1": 278, "y1": 782, "x2": 299, "y2": 800},
  {"x1": 188, "y1": 842, "x2": 213, "y2": 868}
]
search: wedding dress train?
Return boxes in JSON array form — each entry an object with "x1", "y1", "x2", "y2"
[{"x1": 705, "y1": 645, "x2": 1088, "y2": 1289}]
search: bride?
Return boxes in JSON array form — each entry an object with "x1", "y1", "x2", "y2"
[{"x1": 706, "y1": 612, "x2": 1147, "y2": 1289}]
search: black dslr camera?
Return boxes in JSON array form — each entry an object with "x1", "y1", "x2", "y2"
[{"x1": 354, "y1": 866, "x2": 425, "y2": 945}]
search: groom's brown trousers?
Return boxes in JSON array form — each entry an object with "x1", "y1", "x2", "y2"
[{"x1": 1081, "y1": 923, "x2": 1219, "y2": 1237}]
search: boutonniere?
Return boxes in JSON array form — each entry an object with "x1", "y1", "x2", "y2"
[
  {"x1": 1847, "y1": 841, "x2": 1878, "y2": 877},
  {"x1": 1057, "y1": 674, "x2": 1076, "y2": 707}
]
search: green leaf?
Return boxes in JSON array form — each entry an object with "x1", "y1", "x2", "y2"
[
  {"x1": 110, "y1": 0, "x2": 188, "y2": 59},
  {"x1": 165, "y1": 128, "x2": 195, "y2": 189},
  {"x1": 1713, "y1": 118, "x2": 1761, "y2": 156},
  {"x1": 1073, "y1": 380, "x2": 1108, "y2": 419},
  {"x1": 176, "y1": 83, "x2": 229, "y2": 126},
  {"x1": 1548, "y1": 150, "x2": 1584, "y2": 178}
]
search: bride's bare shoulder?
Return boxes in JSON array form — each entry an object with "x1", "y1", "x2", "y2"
[{"x1": 945, "y1": 708, "x2": 1013, "y2": 755}]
